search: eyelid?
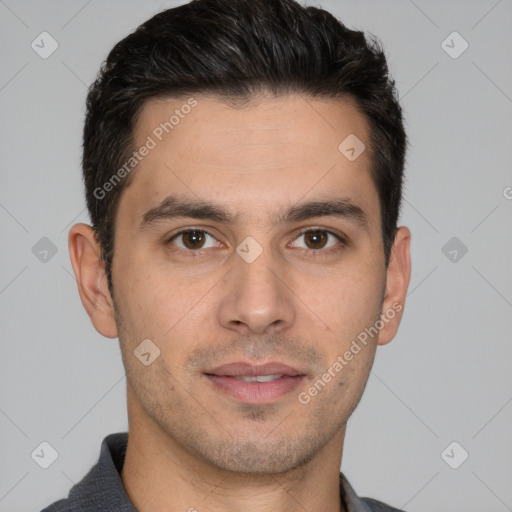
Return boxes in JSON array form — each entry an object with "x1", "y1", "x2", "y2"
[
  {"x1": 289, "y1": 227, "x2": 346, "y2": 254},
  {"x1": 293, "y1": 226, "x2": 347, "y2": 243},
  {"x1": 167, "y1": 227, "x2": 222, "y2": 249}
]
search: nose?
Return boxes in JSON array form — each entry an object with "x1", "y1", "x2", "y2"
[{"x1": 217, "y1": 245, "x2": 296, "y2": 335}]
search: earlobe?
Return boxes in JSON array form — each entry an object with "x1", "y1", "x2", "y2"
[
  {"x1": 378, "y1": 226, "x2": 411, "y2": 346},
  {"x1": 68, "y1": 223, "x2": 118, "y2": 339}
]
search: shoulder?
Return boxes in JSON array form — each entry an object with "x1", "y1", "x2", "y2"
[
  {"x1": 361, "y1": 497, "x2": 406, "y2": 511},
  {"x1": 38, "y1": 432, "x2": 131, "y2": 512},
  {"x1": 339, "y1": 472, "x2": 405, "y2": 512},
  {"x1": 40, "y1": 499, "x2": 71, "y2": 512}
]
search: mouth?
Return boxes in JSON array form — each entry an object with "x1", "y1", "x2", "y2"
[{"x1": 203, "y1": 362, "x2": 307, "y2": 404}]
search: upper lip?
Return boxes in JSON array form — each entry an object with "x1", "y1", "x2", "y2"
[{"x1": 205, "y1": 362, "x2": 305, "y2": 377}]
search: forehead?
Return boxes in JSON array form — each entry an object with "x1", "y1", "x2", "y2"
[
  {"x1": 118, "y1": 93, "x2": 380, "y2": 230},
  {"x1": 136, "y1": 93, "x2": 370, "y2": 166}
]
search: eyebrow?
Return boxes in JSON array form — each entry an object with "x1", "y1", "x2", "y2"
[{"x1": 139, "y1": 194, "x2": 368, "y2": 230}]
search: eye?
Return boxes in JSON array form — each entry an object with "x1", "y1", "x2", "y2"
[
  {"x1": 166, "y1": 228, "x2": 345, "y2": 258},
  {"x1": 169, "y1": 229, "x2": 221, "y2": 251},
  {"x1": 290, "y1": 229, "x2": 344, "y2": 253}
]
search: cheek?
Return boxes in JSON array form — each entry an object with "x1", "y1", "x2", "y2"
[
  {"x1": 114, "y1": 260, "x2": 216, "y2": 365},
  {"x1": 335, "y1": 291, "x2": 382, "y2": 341},
  {"x1": 322, "y1": 264, "x2": 385, "y2": 340},
  {"x1": 112, "y1": 259, "x2": 175, "y2": 343}
]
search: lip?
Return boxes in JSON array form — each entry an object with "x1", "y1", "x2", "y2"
[
  {"x1": 204, "y1": 361, "x2": 307, "y2": 404},
  {"x1": 207, "y1": 362, "x2": 304, "y2": 377}
]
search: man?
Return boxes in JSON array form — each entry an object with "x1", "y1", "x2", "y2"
[{"x1": 42, "y1": 0, "x2": 411, "y2": 510}]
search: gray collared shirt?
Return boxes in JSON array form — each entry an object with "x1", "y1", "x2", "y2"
[{"x1": 41, "y1": 433, "x2": 405, "y2": 512}]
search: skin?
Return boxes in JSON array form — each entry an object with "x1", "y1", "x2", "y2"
[{"x1": 69, "y1": 93, "x2": 411, "y2": 512}]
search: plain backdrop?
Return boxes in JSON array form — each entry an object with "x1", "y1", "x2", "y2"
[{"x1": 1, "y1": 1, "x2": 511, "y2": 511}]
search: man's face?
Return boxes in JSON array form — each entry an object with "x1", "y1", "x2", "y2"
[{"x1": 98, "y1": 94, "x2": 405, "y2": 474}]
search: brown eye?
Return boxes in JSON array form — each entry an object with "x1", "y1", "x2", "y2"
[
  {"x1": 291, "y1": 229, "x2": 343, "y2": 254},
  {"x1": 181, "y1": 230, "x2": 206, "y2": 249},
  {"x1": 303, "y1": 230, "x2": 328, "y2": 249},
  {"x1": 170, "y1": 230, "x2": 219, "y2": 251}
]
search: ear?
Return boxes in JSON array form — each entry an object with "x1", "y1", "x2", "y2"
[
  {"x1": 68, "y1": 223, "x2": 118, "y2": 338},
  {"x1": 378, "y1": 226, "x2": 411, "y2": 346}
]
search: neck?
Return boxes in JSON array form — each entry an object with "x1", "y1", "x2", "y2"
[{"x1": 121, "y1": 400, "x2": 346, "y2": 512}]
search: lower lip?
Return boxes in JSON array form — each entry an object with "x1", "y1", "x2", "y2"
[{"x1": 205, "y1": 375, "x2": 305, "y2": 404}]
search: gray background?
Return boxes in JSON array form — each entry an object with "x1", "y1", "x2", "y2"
[{"x1": 1, "y1": 0, "x2": 511, "y2": 511}]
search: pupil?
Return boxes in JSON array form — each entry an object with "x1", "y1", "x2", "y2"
[{"x1": 306, "y1": 231, "x2": 327, "y2": 249}]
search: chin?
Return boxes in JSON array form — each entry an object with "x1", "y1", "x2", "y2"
[{"x1": 186, "y1": 431, "x2": 327, "y2": 476}]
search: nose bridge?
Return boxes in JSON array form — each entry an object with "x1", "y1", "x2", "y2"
[
  {"x1": 237, "y1": 242, "x2": 280, "y2": 293},
  {"x1": 217, "y1": 239, "x2": 295, "y2": 334}
]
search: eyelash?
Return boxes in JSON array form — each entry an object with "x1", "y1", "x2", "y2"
[{"x1": 166, "y1": 227, "x2": 346, "y2": 259}]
